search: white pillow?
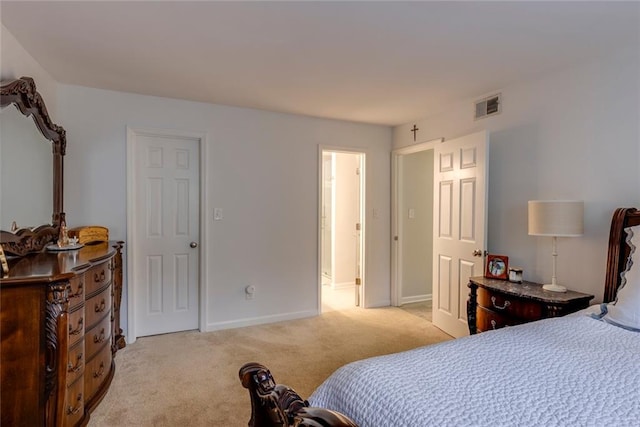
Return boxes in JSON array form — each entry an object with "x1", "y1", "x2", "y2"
[{"x1": 603, "y1": 224, "x2": 640, "y2": 331}]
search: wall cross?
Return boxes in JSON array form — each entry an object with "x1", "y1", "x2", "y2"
[{"x1": 410, "y1": 124, "x2": 419, "y2": 141}]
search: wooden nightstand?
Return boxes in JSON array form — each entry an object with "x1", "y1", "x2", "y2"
[{"x1": 467, "y1": 276, "x2": 594, "y2": 334}]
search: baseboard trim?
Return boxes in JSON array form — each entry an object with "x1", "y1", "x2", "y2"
[
  {"x1": 400, "y1": 294, "x2": 432, "y2": 305},
  {"x1": 205, "y1": 309, "x2": 318, "y2": 332},
  {"x1": 366, "y1": 299, "x2": 391, "y2": 308}
]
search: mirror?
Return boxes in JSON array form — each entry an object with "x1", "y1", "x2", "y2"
[
  {"x1": 0, "y1": 76, "x2": 66, "y2": 256},
  {"x1": 1, "y1": 106, "x2": 53, "y2": 229}
]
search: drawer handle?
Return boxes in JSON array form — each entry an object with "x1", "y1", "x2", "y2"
[
  {"x1": 67, "y1": 353, "x2": 84, "y2": 373},
  {"x1": 95, "y1": 299, "x2": 107, "y2": 313},
  {"x1": 94, "y1": 270, "x2": 106, "y2": 283},
  {"x1": 69, "y1": 318, "x2": 84, "y2": 336},
  {"x1": 490, "y1": 320, "x2": 497, "y2": 330},
  {"x1": 93, "y1": 361, "x2": 105, "y2": 378},
  {"x1": 70, "y1": 282, "x2": 84, "y2": 299},
  {"x1": 66, "y1": 393, "x2": 83, "y2": 415},
  {"x1": 491, "y1": 296, "x2": 511, "y2": 310},
  {"x1": 93, "y1": 328, "x2": 106, "y2": 344}
]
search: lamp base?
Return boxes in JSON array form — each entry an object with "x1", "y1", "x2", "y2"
[{"x1": 542, "y1": 283, "x2": 567, "y2": 292}]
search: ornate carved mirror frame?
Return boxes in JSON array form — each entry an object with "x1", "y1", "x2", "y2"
[{"x1": 0, "y1": 76, "x2": 66, "y2": 256}]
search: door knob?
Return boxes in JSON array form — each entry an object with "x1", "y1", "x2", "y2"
[
  {"x1": 190, "y1": 242, "x2": 198, "y2": 248},
  {"x1": 472, "y1": 249, "x2": 483, "y2": 257}
]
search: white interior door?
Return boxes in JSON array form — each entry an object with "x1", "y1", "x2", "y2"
[
  {"x1": 433, "y1": 130, "x2": 488, "y2": 338},
  {"x1": 354, "y1": 153, "x2": 364, "y2": 306},
  {"x1": 321, "y1": 153, "x2": 334, "y2": 280},
  {"x1": 131, "y1": 130, "x2": 200, "y2": 338}
]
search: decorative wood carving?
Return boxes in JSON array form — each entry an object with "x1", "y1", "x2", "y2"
[
  {"x1": 45, "y1": 280, "x2": 70, "y2": 426},
  {"x1": 0, "y1": 226, "x2": 59, "y2": 257},
  {"x1": 111, "y1": 241, "x2": 126, "y2": 352},
  {"x1": 239, "y1": 362, "x2": 359, "y2": 427},
  {"x1": 604, "y1": 207, "x2": 640, "y2": 303},
  {"x1": 0, "y1": 76, "x2": 66, "y2": 256}
]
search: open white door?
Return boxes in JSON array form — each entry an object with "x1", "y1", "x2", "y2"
[{"x1": 433, "y1": 130, "x2": 488, "y2": 338}]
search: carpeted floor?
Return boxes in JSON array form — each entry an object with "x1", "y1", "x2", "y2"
[
  {"x1": 88, "y1": 305, "x2": 449, "y2": 426},
  {"x1": 399, "y1": 300, "x2": 432, "y2": 322}
]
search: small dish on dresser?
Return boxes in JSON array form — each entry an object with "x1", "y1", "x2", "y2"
[{"x1": 46, "y1": 243, "x2": 84, "y2": 252}]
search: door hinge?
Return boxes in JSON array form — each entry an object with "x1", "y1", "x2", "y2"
[
  {"x1": 355, "y1": 278, "x2": 361, "y2": 285},
  {"x1": 355, "y1": 223, "x2": 361, "y2": 231},
  {"x1": 356, "y1": 167, "x2": 360, "y2": 175}
]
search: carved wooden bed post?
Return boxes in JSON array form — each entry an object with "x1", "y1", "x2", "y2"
[{"x1": 239, "y1": 362, "x2": 358, "y2": 427}]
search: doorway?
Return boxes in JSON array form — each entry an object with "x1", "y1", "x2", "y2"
[
  {"x1": 126, "y1": 127, "x2": 207, "y2": 343},
  {"x1": 392, "y1": 131, "x2": 488, "y2": 338},
  {"x1": 392, "y1": 141, "x2": 438, "y2": 317},
  {"x1": 319, "y1": 148, "x2": 365, "y2": 313}
]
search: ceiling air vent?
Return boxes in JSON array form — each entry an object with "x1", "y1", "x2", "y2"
[{"x1": 474, "y1": 93, "x2": 501, "y2": 120}]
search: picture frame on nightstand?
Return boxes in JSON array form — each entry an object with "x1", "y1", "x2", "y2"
[
  {"x1": 0, "y1": 245, "x2": 8, "y2": 277},
  {"x1": 485, "y1": 254, "x2": 509, "y2": 280}
]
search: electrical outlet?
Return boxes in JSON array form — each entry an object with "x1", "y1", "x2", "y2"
[{"x1": 245, "y1": 285, "x2": 255, "y2": 300}]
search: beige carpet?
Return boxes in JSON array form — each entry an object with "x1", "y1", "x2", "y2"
[{"x1": 88, "y1": 306, "x2": 450, "y2": 426}]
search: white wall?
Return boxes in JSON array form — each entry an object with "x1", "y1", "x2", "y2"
[
  {"x1": 2, "y1": 22, "x2": 392, "y2": 335},
  {"x1": 393, "y1": 48, "x2": 640, "y2": 301},
  {"x1": 1, "y1": 24, "x2": 58, "y2": 115},
  {"x1": 57, "y1": 85, "x2": 392, "y2": 333}
]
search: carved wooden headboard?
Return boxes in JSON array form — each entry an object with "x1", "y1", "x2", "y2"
[{"x1": 604, "y1": 207, "x2": 640, "y2": 303}]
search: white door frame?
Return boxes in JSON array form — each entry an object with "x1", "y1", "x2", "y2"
[
  {"x1": 317, "y1": 145, "x2": 366, "y2": 313},
  {"x1": 391, "y1": 138, "x2": 443, "y2": 307},
  {"x1": 126, "y1": 126, "x2": 208, "y2": 343}
]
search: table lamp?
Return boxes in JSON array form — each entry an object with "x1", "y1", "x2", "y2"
[{"x1": 528, "y1": 200, "x2": 584, "y2": 292}]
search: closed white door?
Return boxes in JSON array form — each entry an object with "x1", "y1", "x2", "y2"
[
  {"x1": 130, "y1": 130, "x2": 200, "y2": 338},
  {"x1": 433, "y1": 130, "x2": 488, "y2": 338}
]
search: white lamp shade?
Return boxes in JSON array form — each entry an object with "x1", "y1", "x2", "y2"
[{"x1": 528, "y1": 200, "x2": 584, "y2": 237}]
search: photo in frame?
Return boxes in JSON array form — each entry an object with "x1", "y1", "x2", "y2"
[
  {"x1": 0, "y1": 245, "x2": 8, "y2": 277},
  {"x1": 485, "y1": 254, "x2": 509, "y2": 280}
]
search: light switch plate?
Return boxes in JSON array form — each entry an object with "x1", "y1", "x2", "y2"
[{"x1": 214, "y1": 208, "x2": 223, "y2": 220}]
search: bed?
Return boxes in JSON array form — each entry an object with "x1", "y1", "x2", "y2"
[{"x1": 240, "y1": 207, "x2": 640, "y2": 427}]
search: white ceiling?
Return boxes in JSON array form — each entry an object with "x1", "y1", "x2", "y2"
[{"x1": 2, "y1": 1, "x2": 638, "y2": 126}]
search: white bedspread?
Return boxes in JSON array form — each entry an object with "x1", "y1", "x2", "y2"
[{"x1": 308, "y1": 314, "x2": 640, "y2": 427}]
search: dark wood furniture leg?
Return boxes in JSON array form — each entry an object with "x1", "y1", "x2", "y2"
[
  {"x1": 467, "y1": 280, "x2": 478, "y2": 335},
  {"x1": 239, "y1": 362, "x2": 358, "y2": 427}
]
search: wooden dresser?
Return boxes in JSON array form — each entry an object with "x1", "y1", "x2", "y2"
[
  {"x1": 467, "y1": 276, "x2": 593, "y2": 334},
  {"x1": 0, "y1": 241, "x2": 125, "y2": 426}
]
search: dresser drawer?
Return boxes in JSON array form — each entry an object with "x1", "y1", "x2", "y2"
[
  {"x1": 86, "y1": 260, "x2": 112, "y2": 296},
  {"x1": 84, "y1": 343, "x2": 113, "y2": 402},
  {"x1": 65, "y1": 377, "x2": 85, "y2": 427},
  {"x1": 68, "y1": 276, "x2": 85, "y2": 309},
  {"x1": 477, "y1": 287, "x2": 543, "y2": 321},
  {"x1": 476, "y1": 306, "x2": 527, "y2": 332},
  {"x1": 85, "y1": 286, "x2": 112, "y2": 329},
  {"x1": 68, "y1": 307, "x2": 85, "y2": 347},
  {"x1": 66, "y1": 340, "x2": 85, "y2": 386},
  {"x1": 85, "y1": 315, "x2": 112, "y2": 359}
]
